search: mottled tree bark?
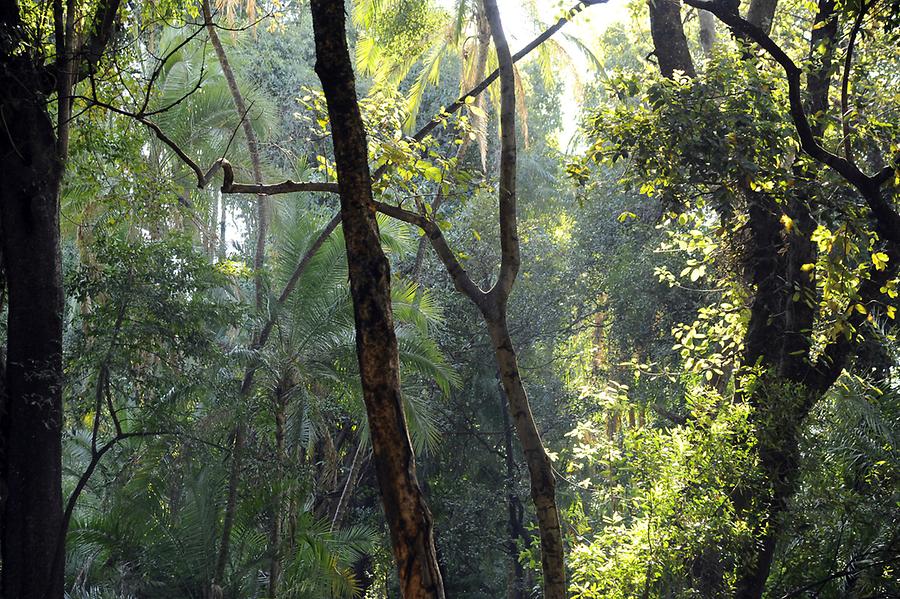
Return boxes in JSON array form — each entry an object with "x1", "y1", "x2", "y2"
[
  {"x1": 486, "y1": 317, "x2": 565, "y2": 598},
  {"x1": 309, "y1": 1, "x2": 445, "y2": 596},
  {"x1": 481, "y1": 0, "x2": 566, "y2": 592}
]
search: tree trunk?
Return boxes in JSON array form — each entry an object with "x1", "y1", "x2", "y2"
[
  {"x1": 730, "y1": 2, "x2": 842, "y2": 594},
  {"x1": 746, "y1": 0, "x2": 779, "y2": 34},
  {"x1": 309, "y1": 1, "x2": 445, "y2": 597},
  {"x1": 698, "y1": 10, "x2": 717, "y2": 55},
  {"x1": 0, "y1": 63, "x2": 65, "y2": 599},
  {"x1": 481, "y1": 0, "x2": 567, "y2": 593},
  {"x1": 218, "y1": 193, "x2": 227, "y2": 261},
  {"x1": 486, "y1": 315, "x2": 565, "y2": 598},
  {"x1": 331, "y1": 437, "x2": 367, "y2": 532},
  {"x1": 202, "y1": 1, "x2": 271, "y2": 588},
  {"x1": 202, "y1": 0, "x2": 269, "y2": 306},
  {"x1": 499, "y1": 382, "x2": 526, "y2": 599},
  {"x1": 648, "y1": 0, "x2": 695, "y2": 78},
  {"x1": 388, "y1": 1, "x2": 569, "y2": 593},
  {"x1": 212, "y1": 422, "x2": 244, "y2": 593},
  {"x1": 268, "y1": 389, "x2": 287, "y2": 599}
]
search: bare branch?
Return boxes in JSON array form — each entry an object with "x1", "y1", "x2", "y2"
[
  {"x1": 190, "y1": 0, "x2": 612, "y2": 195},
  {"x1": 374, "y1": 200, "x2": 486, "y2": 305},
  {"x1": 221, "y1": 157, "x2": 339, "y2": 194},
  {"x1": 138, "y1": 23, "x2": 208, "y2": 116},
  {"x1": 75, "y1": 0, "x2": 123, "y2": 81}
]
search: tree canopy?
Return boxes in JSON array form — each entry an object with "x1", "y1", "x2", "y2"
[{"x1": 0, "y1": 0, "x2": 898, "y2": 597}]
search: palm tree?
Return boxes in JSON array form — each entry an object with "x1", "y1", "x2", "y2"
[{"x1": 256, "y1": 203, "x2": 458, "y2": 595}]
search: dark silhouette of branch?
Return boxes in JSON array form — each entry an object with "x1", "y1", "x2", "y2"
[
  {"x1": 107, "y1": 0, "x2": 609, "y2": 196},
  {"x1": 841, "y1": 2, "x2": 866, "y2": 162},
  {"x1": 779, "y1": 555, "x2": 900, "y2": 598},
  {"x1": 682, "y1": 0, "x2": 900, "y2": 244}
]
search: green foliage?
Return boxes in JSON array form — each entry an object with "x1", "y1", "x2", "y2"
[
  {"x1": 31, "y1": 1, "x2": 900, "y2": 597},
  {"x1": 567, "y1": 389, "x2": 759, "y2": 598}
]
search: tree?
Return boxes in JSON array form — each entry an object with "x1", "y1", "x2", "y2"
[
  {"x1": 0, "y1": 0, "x2": 122, "y2": 595},
  {"x1": 370, "y1": 1, "x2": 572, "y2": 594},
  {"x1": 582, "y1": 0, "x2": 900, "y2": 594},
  {"x1": 308, "y1": 0, "x2": 446, "y2": 595}
]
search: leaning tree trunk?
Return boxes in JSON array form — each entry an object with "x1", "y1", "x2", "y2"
[
  {"x1": 331, "y1": 437, "x2": 367, "y2": 532},
  {"x1": 382, "y1": 0, "x2": 569, "y2": 593},
  {"x1": 481, "y1": 0, "x2": 567, "y2": 594},
  {"x1": 309, "y1": 1, "x2": 445, "y2": 596},
  {"x1": 201, "y1": 0, "x2": 268, "y2": 304},
  {"x1": 0, "y1": 64, "x2": 65, "y2": 599},
  {"x1": 486, "y1": 314, "x2": 565, "y2": 598}
]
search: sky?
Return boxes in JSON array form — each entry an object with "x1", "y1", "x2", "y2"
[
  {"x1": 497, "y1": 0, "x2": 630, "y2": 46},
  {"x1": 492, "y1": 0, "x2": 632, "y2": 147}
]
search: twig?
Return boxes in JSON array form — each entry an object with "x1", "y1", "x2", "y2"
[{"x1": 840, "y1": 2, "x2": 866, "y2": 162}]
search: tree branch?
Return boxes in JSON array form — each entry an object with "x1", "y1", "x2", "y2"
[
  {"x1": 370, "y1": 0, "x2": 609, "y2": 182},
  {"x1": 74, "y1": 0, "x2": 123, "y2": 81},
  {"x1": 779, "y1": 555, "x2": 900, "y2": 598},
  {"x1": 484, "y1": 0, "x2": 519, "y2": 305},
  {"x1": 373, "y1": 201, "x2": 486, "y2": 305},
  {"x1": 165, "y1": 0, "x2": 611, "y2": 196},
  {"x1": 683, "y1": 0, "x2": 900, "y2": 244},
  {"x1": 840, "y1": 1, "x2": 865, "y2": 163}
]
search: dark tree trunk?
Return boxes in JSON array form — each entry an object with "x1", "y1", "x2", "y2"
[
  {"x1": 732, "y1": 190, "x2": 818, "y2": 599},
  {"x1": 0, "y1": 61, "x2": 65, "y2": 599},
  {"x1": 648, "y1": 0, "x2": 695, "y2": 78},
  {"x1": 731, "y1": 2, "x2": 842, "y2": 594},
  {"x1": 309, "y1": 1, "x2": 445, "y2": 596}
]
